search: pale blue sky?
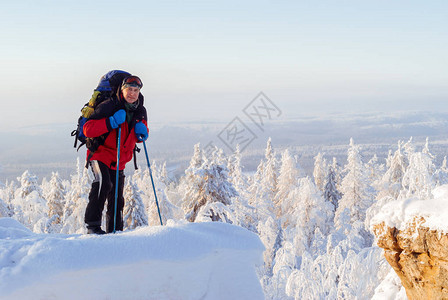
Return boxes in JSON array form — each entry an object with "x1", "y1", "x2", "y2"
[{"x1": 0, "y1": 0, "x2": 447, "y2": 132}]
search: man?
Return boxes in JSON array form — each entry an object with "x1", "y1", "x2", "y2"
[{"x1": 83, "y1": 75, "x2": 148, "y2": 234}]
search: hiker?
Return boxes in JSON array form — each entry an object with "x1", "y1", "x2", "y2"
[{"x1": 83, "y1": 75, "x2": 148, "y2": 234}]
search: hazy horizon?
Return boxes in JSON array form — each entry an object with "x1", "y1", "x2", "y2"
[{"x1": 2, "y1": 109, "x2": 448, "y2": 184}]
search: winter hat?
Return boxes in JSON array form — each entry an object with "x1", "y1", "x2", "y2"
[{"x1": 121, "y1": 75, "x2": 143, "y2": 90}]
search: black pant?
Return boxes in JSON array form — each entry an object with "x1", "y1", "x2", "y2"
[{"x1": 85, "y1": 160, "x2": 125, "y2": 233}]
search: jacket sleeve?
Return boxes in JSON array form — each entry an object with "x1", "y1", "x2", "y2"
[{"x1": 83, "y1": 117, "x2": 114, "y2": 138}]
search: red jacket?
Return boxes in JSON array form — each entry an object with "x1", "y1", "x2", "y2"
[{"x1": 83, "y1": 94, "x2": 147, "y2": 170}]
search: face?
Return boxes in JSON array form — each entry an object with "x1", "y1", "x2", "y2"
[{"x1": 122, "y1": 86, "x2": 140, "y2": 103}]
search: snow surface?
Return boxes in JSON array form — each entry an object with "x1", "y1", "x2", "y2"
[
  {"x1": 0, "y1": 218, "x2": 265, "y2": 300},
  {"x1": 371, "y1": 184, "x2": 448, "y2": 232}
]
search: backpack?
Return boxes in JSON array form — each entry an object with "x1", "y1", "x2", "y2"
[{"x1": 71, "y1": 70, "x2": 133, "y2": 166}]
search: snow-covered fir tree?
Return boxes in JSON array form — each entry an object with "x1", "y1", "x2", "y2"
[
  {"x1": 15, "y1": 170, "x2": 43, "y2": 199},
  {"x1": 248, "y1": 159, "x2": 264, "y2": 206},
  {"x1": 0, "y1": 180, "x2": 15, "y2": 217},
  {"x1": 182, "y1": 146, "x2": 237, "y2": 223},
  {"x1": 190, "y1": 143, "x2": 204, "y2": 169},
  {"x1": 258, "y1": 215, "x2": 283, "y2": 291},
  {"x1": 144, "y1": 161, "x2": 183, "y2": 226},
  {"x1": 366, "y1": 154, "x2": 384, "y2": 190},
  {"x1": 61, "y1": 158, "x2": 90, "y2": 234},
  {"x1": 44, "y1": 172, "x2": 66, "y2": 224},
  {"x1": 330, "y1": 157, "x2": 343, "y2": 191},
  {"x1": 313, "y1": 152, "x2": 327, "y2": 193},
  {"x1": 0, "y1": 197, "x2": 9, "y2": 217},
  {"x1": 323, "y1": 165, "x2": 342, "y2": 213},
  {"x1": 267, "y1": 240, "x2": 296, "y2": 299},
  {"x1": 434, "y1": 156, "x2": 448, "y2": 186},
  {"x1": 123, "y1": 175, "x2": 148, "y2": 230},
  {"x1": 377, "y1": 141, "x2": 407, "y2": 199},
  {"x1": 262, "y1": 138, "x2": 278, "y2": 203},
  {"x1": 227, "y1": 144, "x2": 249, "y2": 197},
  {"x1": 248, "y1": 139, "x2": 278, "y2": 226},
  {"x1": 177, "y1": 143, "x2": 204, "y2": 204},
  {"x1": 286, "y1": 177, "x2": 334, "y2": 257},
  {"x1": 335, "y1": 139, "x2": 374, "y2": 228},
  {"x1": 12, "y1": 170, "x2": 48, "y2": 232},
  {"x1": 399, "y1": 138, "x2": 436, "y2": 200},
  {"x1": 274, "y1": 149, "x2": 299, "y2": 219},
  {"x1": 221, "y1": 145, "x2": 257, "y2": 232}
]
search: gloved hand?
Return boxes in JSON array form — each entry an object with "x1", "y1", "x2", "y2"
[
  {"x1": 135, "y1": 122, "x2": 148, "y2": 141},
  {"x1": 109, "y1": 109, "x2": 126, "y2": 129}
]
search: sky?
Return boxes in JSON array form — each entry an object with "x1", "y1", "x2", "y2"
[
  {"x1": 0, "y1": 0, "x2": 447, "y2": 133},
  {"x1": 0, "y1": 0, "x2": 448, "y2": 183}
]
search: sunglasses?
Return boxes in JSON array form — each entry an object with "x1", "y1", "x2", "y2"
[{"x1": 122, "y1": 76, "x2": 143, "y2": 88}]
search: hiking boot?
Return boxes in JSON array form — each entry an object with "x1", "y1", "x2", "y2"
[{"x1": 87, "y1": 227, "x2": 106, "y2": 235}]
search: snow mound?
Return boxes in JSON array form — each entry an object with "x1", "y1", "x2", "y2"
[
  {"x1": 371, "y1": 184, "x2": 448, "y2": 232},
  {"x1": 0, "y1": 217, "x2": 33, "y2": 239},
  {"x1": 0, "y1": 220, "x2": 265, "y2": 300}
]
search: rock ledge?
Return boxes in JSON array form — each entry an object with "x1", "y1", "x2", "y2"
[{"x1": 373, "y1": 217, "x2": 448, "y2": 300}]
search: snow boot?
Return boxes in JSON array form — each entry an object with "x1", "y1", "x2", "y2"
[{"x1": 87, "y1": 227, "x2": 106, "y2": 235}]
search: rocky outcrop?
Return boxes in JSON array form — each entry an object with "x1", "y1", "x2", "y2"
[{"x1": 373, "y1": 217, "x2": 448, "y2": 300}]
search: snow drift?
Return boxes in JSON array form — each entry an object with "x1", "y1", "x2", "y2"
[{"x1": 0, "y1": 218, "x2": 265, "y2": 300}]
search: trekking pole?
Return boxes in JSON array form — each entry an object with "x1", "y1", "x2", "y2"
[
  {"x1": 143, "y1": 141, "x2": 163, "y2": 226},
  {"x1": 113, "y1": 127, "x2": 121, "y2": 233}
]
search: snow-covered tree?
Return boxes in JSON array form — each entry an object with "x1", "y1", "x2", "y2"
[
  {"x1": 142, "y1": 162, "x2": 183, "y2": 226},
  {"x1": 221, "y1": 144, "x2": 257, "y2": 231},
  {"x1": 12, "y1": 170, "x2": 48, "y2": 232},
  {"x1": 0, "y1": 197, "x2": 9, "y2": 217},
  {"x1": 313, "y1": 152, "x2": 327, "y2": 193},
  {"x1": 286, "y1": 177, "x2": 334, "y2": 256},
  {"x1": 248, "y1": 139, "x2": 279, "y2": 225},
  {"x1": 377, "y1": 141, "x2": 407, "y2": 199},
  {"x1": 227, "y1": 144, "x2": 249, "y2": 197},
  {"x1": 195, "y1": 201, "x2": 239, "y2": 224},
  {"x1": 323, "y1": 166, "x2": 342, "y2": 213},
  {"x1": 366, "y1": 154, "x2": 384, "y2": 189},
  {"x1": 286, "y1": 251, "x2": 329, "y2": 299},
  {"x1": 335, "y1": 139, "x2": 374, "y2": 229},
  {"x1": 403, "y1": 137, "x2": 415, "y2": 160},
  {"x1": 15, "y1": 170, "x2": 43, "y2": 199},
  {"x1": 274, "y1": 149, "x2": 299, "y2": 218},
  {"x1": 248, "y1": 159, "x2": 264, "y2": 206},
  {"x1": 399, "y1": 140, "x2": 436, "y2": 200},
  {"x1": 258, "y1": 216, "x2": 283, "y2": 282},
  {"x1": 267, "y1": 240, "x2": 297, "y2": 299},
  {"x1": 434, "y1": 156, "x2": 448, "y2": 186},
  {"x1": 209, "y1": 146, "x2": 228, "y2": 166},
  {"x1": 190, "y1": 143, "x2": 204, "y2": 169},
  {"x1": 262, "y1": 138, "x2": 278, "y2": 202},
  {"x1": 123, "y1": 176, "x2": 148, "y2": 230},
  {"x1": 0, "y1": 180, "x2": 15, "y2": 217},
  {"x1": 61, "y1": 158, "x2": 90, "y2": 234},
  {"x1": 182, "y1": 148, "x2": 237, "y2": 222},
  {"x1": 330, "y1": 157, "x2": 343, "y2": 191},
  {"x1": 177, "y1": 143, "x2": 204, "y2": 204},
  {"x1": 44, "y1": 172, "x2": 66, "y2": 224}
]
